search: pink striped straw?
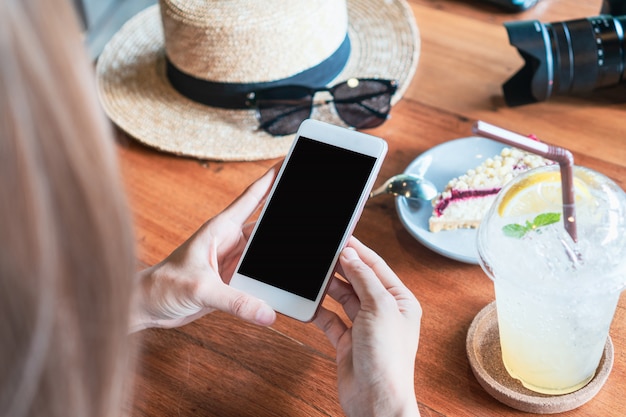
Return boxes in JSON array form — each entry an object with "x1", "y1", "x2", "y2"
[{"x1": 472, "y1": 121, "x2": 578, "y2": 242}]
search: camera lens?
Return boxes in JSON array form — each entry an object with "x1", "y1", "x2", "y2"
[{"x1": 503, "y1": 15, "x2": 626, "y2": 106}]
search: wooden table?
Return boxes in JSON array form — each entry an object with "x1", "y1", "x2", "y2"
[{"x1": 118, "y1": 1, "x2": 626, "y2": 415}]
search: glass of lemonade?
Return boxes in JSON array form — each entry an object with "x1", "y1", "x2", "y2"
[{"x1": 477, "y1": 164, "x2": 626, "y2": 395}]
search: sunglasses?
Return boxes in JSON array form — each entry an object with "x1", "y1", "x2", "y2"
[{"x1": 246, "y1": 78, "x2": 398, "y2": 136}]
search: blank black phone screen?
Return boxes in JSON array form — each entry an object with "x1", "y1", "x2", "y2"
[{"x1": 238, "y1": 136, "x2": 377, "y2": 301}]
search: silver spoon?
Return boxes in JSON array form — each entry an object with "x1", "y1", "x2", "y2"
[{"x1": 370, "y1": 173, "x2": 438, "y2": 201}]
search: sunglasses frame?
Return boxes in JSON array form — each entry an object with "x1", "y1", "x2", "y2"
[{"x1": 246, "y1": 78, "x2": 398, "y2": 136}]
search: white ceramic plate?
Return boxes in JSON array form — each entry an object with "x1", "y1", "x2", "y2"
[{"x1": 395, "y1": 137, "x2": 506, "y2": 264}]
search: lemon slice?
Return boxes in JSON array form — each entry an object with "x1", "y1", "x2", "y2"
[{"x1": 498, "y1": 171, "x2": 593, "y2": 217}]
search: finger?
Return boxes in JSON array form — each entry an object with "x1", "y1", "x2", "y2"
[
  {"x1": 313, "y1": 306, "x2": 348, "y2": 349},
  {"x1": 241, "y1": 222, "x2": 256, "y2": 240},
  {"x1": 339, "y1": 246, "x2": 391, "y2": 310},
  {"x1": 346, "y1": 238, "x2": 422, "y2": 320},
  {"x1": 222, "y1": 162, "x2": 282, "y2": 226},
  {"x1": 347, "y1": 236, "x2": 406, "y2": 290},
  {"x1": 199, "y1": 282, "x2": 276, "y2": 326},
  {"x1": 325, "y1": 276, "x2": 361, "y2": 322}
]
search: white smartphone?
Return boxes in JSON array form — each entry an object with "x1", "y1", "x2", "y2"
[{"x1": 230, "y1": 119, "x2": 388, "y2": 322}]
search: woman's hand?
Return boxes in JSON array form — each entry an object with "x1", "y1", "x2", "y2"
[
  {"x1": 314, "y1": 237, "x2": 422, "y2": 417},
  {"x1": 130, "y1": 165, "x2": 280, "y2": 332}
]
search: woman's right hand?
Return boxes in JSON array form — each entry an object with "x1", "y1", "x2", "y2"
[{"x1": 314, "y1": 237, "x2": 422, "y2": 417}]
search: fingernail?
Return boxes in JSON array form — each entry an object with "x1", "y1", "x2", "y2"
[
  {"x1": 255, "y1": 305, "x2": 276, "y2": 326},
  {"x1": 342, "y1": 247, "x2": 358, "y2": 260}
]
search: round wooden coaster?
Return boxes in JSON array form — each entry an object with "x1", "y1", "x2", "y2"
[{"x1": 466, "y1": 301, "x2": 614, "y2": 414}]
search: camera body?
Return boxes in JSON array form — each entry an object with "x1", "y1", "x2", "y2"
[{"x1": 503, "y1": 0, "x2": 626, "y2": 106}]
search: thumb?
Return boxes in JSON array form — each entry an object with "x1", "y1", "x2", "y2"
[{"x1": 206, "y1": 284, "x2": 277, "y2": 326}]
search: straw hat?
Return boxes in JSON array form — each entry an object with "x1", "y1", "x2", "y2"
[{"x1": 96, "y1": 0, "x2": 420, "y2": 161}]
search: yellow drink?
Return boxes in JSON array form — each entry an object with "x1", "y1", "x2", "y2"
[
  {"x1": 495, "y1": 277, "x2": 619, "y2": 394},
  {"x1": 478, "y1": 165, "x2": 626, "y2": 395}
]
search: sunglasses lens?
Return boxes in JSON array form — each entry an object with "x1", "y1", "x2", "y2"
[
  {"x1": 333, "y1": 79, "x2": 396, "y2": 129},
  {"x1": 254, "y1": 86, "x2": 313, "y2": 136}
]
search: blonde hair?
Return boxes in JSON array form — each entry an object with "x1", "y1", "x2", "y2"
[{"x1": 0, "y1": 0, "x2": 137, "y2": 416}]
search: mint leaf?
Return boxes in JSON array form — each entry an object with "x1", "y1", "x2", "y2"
[
  {"x1": 503, "y1": 223, "x2": 528, "y2": 238},
  {"x1": 533, "y1": 212, "x2": 561, "y2": 228},
  {"x1": 502, "y1": 212, "x2": 562, "y2": 239}
]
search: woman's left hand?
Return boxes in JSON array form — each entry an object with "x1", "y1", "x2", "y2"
[{"x1": 130, "y1": 165, "x2": 280, "y2": 332}]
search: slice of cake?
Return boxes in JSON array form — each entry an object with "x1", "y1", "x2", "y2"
[{"x1": 428, "y1": 147, "x2": 553, "y2": 233}]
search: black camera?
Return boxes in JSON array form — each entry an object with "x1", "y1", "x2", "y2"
[{"x1": 503, "y1": 0, "x2": 626, "y2": 106}]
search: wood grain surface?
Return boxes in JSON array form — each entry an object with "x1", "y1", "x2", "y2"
[{"x1": 115, "y1": 1, "x2": 626, "y2": 415}]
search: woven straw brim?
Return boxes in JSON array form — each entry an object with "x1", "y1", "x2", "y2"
[{"x1": 96, "y1": 0, "x2": 420, "y2": 161}]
